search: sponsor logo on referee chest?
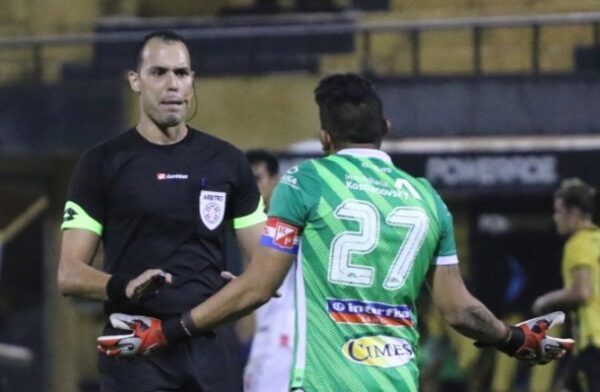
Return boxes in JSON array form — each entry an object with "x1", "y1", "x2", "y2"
[
  {"x1": 156, "y1": 173, "x2": 189, "y2": 180},
  {"x1": 342, "y1": 335, "x2": 414, "y2": 368}
]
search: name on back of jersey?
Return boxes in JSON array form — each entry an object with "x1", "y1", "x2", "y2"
[
  {"x1": 327, "y1": 299, "x2": 413, "y2": 327},
  {"x1": 344, "y1": 174, "x2": 420, "y2": 199}
]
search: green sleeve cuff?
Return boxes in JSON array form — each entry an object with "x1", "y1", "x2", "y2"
[
  {"x1": 233, "y1": 198, "x2": 267, "y2": 229},
  {"x1": 61, "y1": 201, "x2": 103, "y2": 235}
]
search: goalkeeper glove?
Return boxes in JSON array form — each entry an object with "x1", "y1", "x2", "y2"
[
  {"x1": 477, "y1": 311, "x2": 574, "y2": 365},
  {"x1": 97, "y1": 312, "x2": 195, "y2": 357}
]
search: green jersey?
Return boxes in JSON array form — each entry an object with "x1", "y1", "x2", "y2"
[{"x1": 267, "y1": 149, "x2": 458, "y2": 391}]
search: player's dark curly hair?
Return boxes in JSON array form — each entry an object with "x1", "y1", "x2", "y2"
[
  {"x1": 555, "y1": 178, "x2": 597, "y2": 216},
  {"x1": 314, "y1": 73, "x2": 386, "y2": 146}
]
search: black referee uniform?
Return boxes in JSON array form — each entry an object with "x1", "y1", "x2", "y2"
[{"x1": 62, "y1": 127, "x2": 265, "y2": 391}]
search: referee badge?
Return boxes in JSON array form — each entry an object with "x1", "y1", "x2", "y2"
[{"x1": 199, "y1": 190, "x2": 226, "y2": 230}]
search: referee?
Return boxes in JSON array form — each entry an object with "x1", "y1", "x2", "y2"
[{"x1": 57, "y1": 31, "x2": 265, "y2": 391}]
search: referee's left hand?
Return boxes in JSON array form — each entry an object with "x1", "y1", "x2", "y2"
[{"x1": 97, "y1": 313, "x2": 167, "y2": 357}]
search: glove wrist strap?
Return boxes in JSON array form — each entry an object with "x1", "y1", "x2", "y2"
[
  {"x1": 106, "y1": 275, "x2": 129, "y2": 303},
  {"x1": 500, "y1": 326, "x2": 525, "y2": 356}
]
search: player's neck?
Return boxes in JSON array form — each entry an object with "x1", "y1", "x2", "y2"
[
  {"x1": 330, "y1": 143, "x2": 381, "y2": 154},
  {"x1": 136, "y1": 118, "x2": 188, "y2": 145},
  {"x1": 575, "y1": 219, "x2": 596, "y2": 231}
]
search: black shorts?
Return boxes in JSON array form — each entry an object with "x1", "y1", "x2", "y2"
[
  {"x1": 99, "y1": 323, "x2": 242, "y2": 392},
  {"x1": 564, "y1": 345, "x2": 600, "y2": 392}
]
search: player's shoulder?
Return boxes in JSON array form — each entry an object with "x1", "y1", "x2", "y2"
[
  {"x1": 413, "y1": 176, "x2": 439, "y2": 195},
  {"x1": 393, "y1": 169, "x2": 442, "y2": 199},
  {"x1": 564, "y1": 228, "x2": 600, "y2": 266},
  {"x1": 277, "y1": 158, "x2": 321, "y2": 189},
  {"x1": 568, "y1": 228, "x2": 600, "y2": 248},
  {"x1": 284, "y1": 157, "x2": 322, "y2": 173},
  {"x1": 398, "y1": 173, "x2": 450, "y2": 219}
]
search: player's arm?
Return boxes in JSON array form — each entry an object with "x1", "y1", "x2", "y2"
[
  {"x1": 426, "y1": 264, "x2": 509, "y2": 344},
  {"x1": 188, "y1": 245, "x2": 293, "y2": 331},
  {"x1": 427, "y1": 263, "x2": 574, "y2": 363},
  {"x1": 423, "y1": 186, "x2": 572, "y2": 363},
  {"x1": 532, "y1": 266, "x2": 592, "y2": 314},
  {"x1": 424, "y1": 186, "x2": 508, "y2": 343},
  {"x1": 229, "y1": 221, "x2": 264, "y2": 343}
]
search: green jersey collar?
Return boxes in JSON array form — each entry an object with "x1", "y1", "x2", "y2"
[{"x1": 337, "y1": 148, "x2": 392, "y2": 163}]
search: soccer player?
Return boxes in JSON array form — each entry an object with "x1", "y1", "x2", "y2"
[
  {"x1": 57, "y1": 31, "x2": 265, "y2": 391},
  {"x1": 243, "y1": 149, "x2": 296, "y2": 392},
  {"x1": 98, "y1": 73, "x2": 573, "y2": 391},
  {"x1": 532, "y1": 178, "x2": 600, "y2": 392}
]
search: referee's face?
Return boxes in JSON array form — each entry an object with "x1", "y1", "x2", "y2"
[{"x1": 132, "y1": 38, "x2": 195, "y2": 128}]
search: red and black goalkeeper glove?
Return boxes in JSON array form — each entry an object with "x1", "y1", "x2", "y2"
[
  {"x1": 97, "y1": 313, "x2": 195, "y2": 357},
  {"x1": 476, "y1": 311, "x2": 574, "y2": 365}
]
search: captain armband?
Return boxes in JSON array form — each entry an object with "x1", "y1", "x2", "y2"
[{"x1": 259, "y1": 217, "x2": 301, "y2": 255}]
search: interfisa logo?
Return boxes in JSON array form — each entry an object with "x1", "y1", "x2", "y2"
[
  {"x1": 327, "y1": 299, "x2": 412, "y2": 327},
  {"x1": 342, "y1": 336, "x2": 414, "y2": 368}
]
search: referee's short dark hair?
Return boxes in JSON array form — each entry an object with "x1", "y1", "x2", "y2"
[
  {"x1": 133, "y1": 30, "x2": 188, "y2": 71},
  {"x1": 555, "y1": 178, "x2": 597, "y2": 216},
  {"x1": 246, "y1": 149, "x2": 279, "y2": 177},
  {"x1": 315, "y1": 73, "x2": 386, "y2": 146}
]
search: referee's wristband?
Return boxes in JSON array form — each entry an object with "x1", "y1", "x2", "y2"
[
  {"x1": 162, "y1": 311, "x2": 198, "y2": 343},
  {"x1": 106, "y1": 274, "x2": 129, "y2": 303}
]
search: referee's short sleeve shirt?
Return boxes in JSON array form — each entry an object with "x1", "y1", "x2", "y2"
[{"x1": 63, "y1": 127, "x2": 263, "y2": 317}]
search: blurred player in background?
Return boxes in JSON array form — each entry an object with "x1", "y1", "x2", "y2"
[
  {"x1": 247, "y1": 150, "x2": 280, "y2": 211},
  {"x1": 98, "y1": 73, "x2": 573, "y2": 391},
  {"x1": 243, "y1": 149, "x2": 296, "y2": 392},
  {"x1": 533, "y1": 178, "x2": 600, "y2": 392},
  {"x1": 57, "y1": 30, "x2": 265, "y2": 391}
]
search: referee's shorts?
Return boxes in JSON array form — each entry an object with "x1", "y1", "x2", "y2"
[{"x1": 99, "y1": 323, "x2": 243, "y2": 392}]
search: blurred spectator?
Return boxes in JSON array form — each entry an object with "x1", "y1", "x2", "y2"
[
  {"x1": 533, "y1": 178, "x2": 600, "y2": 392},
  {"x1": 242, "y1": 149, "x2": 296, "y2": 392}
]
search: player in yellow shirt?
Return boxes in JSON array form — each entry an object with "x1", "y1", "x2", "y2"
[{"x1": 533, "y1": 178, "x2": 600, "y2": 392}]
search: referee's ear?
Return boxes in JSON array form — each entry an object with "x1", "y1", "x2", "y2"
[
  {"x1": 185, "y1": 76, "x2": 196, "y2": 104},
  {"x1": 128, "y1": 70, "x2": 141, "y2": 93}
]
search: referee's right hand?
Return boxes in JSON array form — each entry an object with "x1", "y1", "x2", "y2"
[{"x1": 127, "y1": 269, "x2": 172, "y2": 300}]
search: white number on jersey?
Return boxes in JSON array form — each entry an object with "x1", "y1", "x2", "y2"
[{"x1": 329, "y1": 199, "x2": 429, "y2": 290}]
